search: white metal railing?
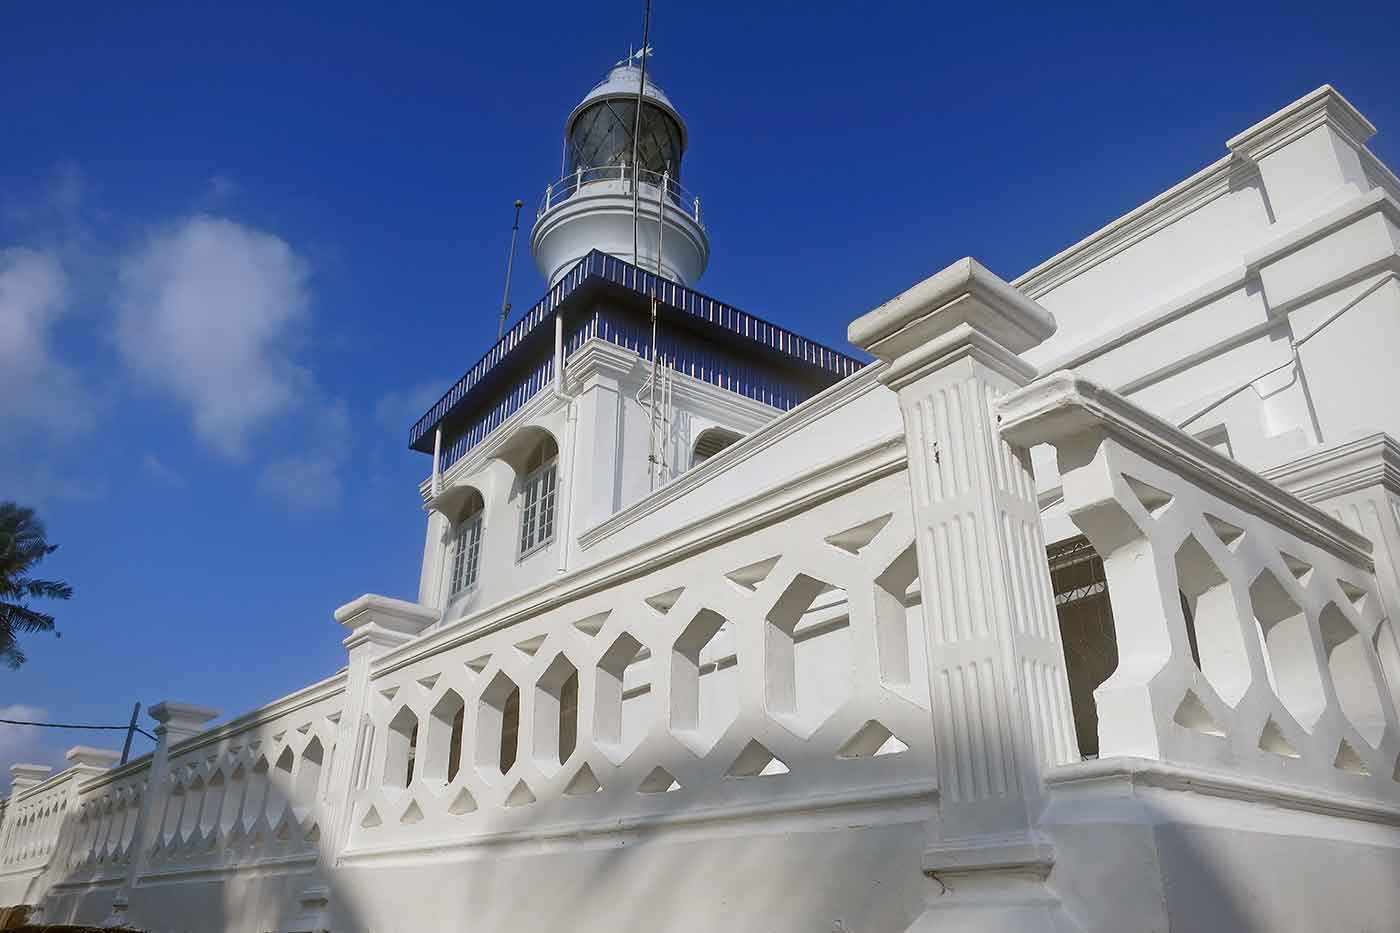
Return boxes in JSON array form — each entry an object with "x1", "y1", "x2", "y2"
[{"x1": 536, "y1": 164, "x2": 703, "y2": 226}]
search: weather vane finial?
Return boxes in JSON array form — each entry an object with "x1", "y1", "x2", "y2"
[{"x1": 616, "y1": 45, "x2": 654, "y2": 68}]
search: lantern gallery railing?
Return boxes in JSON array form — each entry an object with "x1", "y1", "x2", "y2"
[{"x1": 536, "y1": 164, "x2": 703, "y2": 225}]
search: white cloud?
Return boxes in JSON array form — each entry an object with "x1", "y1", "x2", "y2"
[
  {"x1": 141, "y1": 453, "x2": 186, "y2": 488},
  {"x1": 114, "y1": 215, "x2": 311, "y2": 460},
  {"x1": 0, "y1": 704, "x2": 69, "y2": 790},
  {"x1": 0, "y1": 247, "x2": 91, "y2": 439},
  {"x1": 374, "y1": 377, "x2": 452, "y2": 437},
  {"x1": 257, "y1": 397, "x2": 350, "y2": 511}
]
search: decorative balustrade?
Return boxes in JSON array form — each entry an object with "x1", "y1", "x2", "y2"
[
  {"x1": 5, "y1": 270, "x2": 1400, "y2": 930},
  {"x1": 344, "y1": 458, "x2": 935, "y2": 854},
  {"x1": 1000, "y1": 371, "x2": 1400, "y2": 802}
]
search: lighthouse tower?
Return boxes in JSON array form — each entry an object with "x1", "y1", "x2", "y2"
[{"x1": 530, "y1": 54, "x2": 710, "y2": 287}]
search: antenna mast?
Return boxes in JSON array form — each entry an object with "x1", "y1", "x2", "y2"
[
  {"x1": 497, "y1": 199, "x2": 525, "y2": 340},
  {"x1": 628, "y1": 0, "x2": 652, "y2": 275}
]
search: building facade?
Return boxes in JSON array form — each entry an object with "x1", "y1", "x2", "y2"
[{"x1": 4, "y1": 62, "x2": 1400, "y2": 932}]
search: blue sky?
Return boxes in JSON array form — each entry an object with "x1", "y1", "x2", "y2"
[{"x1": 3, "y1": 0, "x2": 1396, "y2": 780}]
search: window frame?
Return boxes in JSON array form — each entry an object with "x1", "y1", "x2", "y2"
[
  {"x1": 448, "y1": 509, "x2": 484, "y2": 597},
  {"x1": 517, "y1": 454, "x2": 558, "y2": 560}
]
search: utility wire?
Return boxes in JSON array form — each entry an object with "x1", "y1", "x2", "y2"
[{"x1": 0, "y1": 718, "x2": 155, "y2": 742}]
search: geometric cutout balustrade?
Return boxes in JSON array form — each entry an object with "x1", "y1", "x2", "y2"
[
  {"x1": 726, "y1": 740, "x2": 789, "y2": 778},
  {"x1": 1249, "y1": 569, "x2": 1327, "y2": 731},
  {"x1": 1319, "y1": 603, "x2": 1387, "y2": 747},
  {"x1": 426, "y1": 691, "x2": 466, "y2": 784},
  {"x1": 725, "y1": 556, "x2": 781, "y2": 591},
  {"x1": 447, "y1": 787, "x2": 478, "y2": 816},
  {"x1": 824, "y1": 513, "x2": 893, "y2": 555},
  {"x1": 1174, "y1": 535, "x2": 1250, "y2": 706},
  {"x1": 671, "y1": 609, "x2": 738, "y2": 755},
  {"x1": 1259, "y1": 717, "x2": 1301, "y2": 759},
  {"x1": 596, "y1": 632, "x2": 651, "y2": 764},
  {"x1": 1203, "y1": 513, "x2": 1245, "y2": 550},
  {"x1": 836, "y1": 720, "x2": 909, "y2": 758},
  {"x1": 477, "y1": 672, "x2": 521, "y2": 778},
  {"x1": 573, "y1": 611, "x2": 610, "y2": 637},
  {"x1": 645, "y1": 587, "x2": 684, "y2": 615},
  {"x1": 1334, "y1": 740, "x2": 1370, "y2": 776},
  {"x1": 1122, "y1": 474, "x2": 1174, "y2": 518},
  {"x1": 1172, "y1": 690, "x2": 1225, "y2": 737},
  {"x1": 533, "y1": 654, "x2": 580, "y2": 772},
  {"x1": 504, "y1": 780, "x2": 536, "y2": 807},
  {"x1": 764, "y1": 574, "x2": 851, "y2": 737},
  {"x1": 563, "y1": 763, "x2": 603, "y2": 796},
  {"x1": 385, "y1": 707, "x2": 419, "y2": 789},
  {"x1": 638, "y1": 767, "x2": 681, "y2": 794}
]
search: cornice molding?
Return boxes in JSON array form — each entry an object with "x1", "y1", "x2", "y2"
[
  {"x1": 1013, "y1": 155, "x2": 1254, "y2": 300},
  {"x1": 1263, "y1": 433, "x2": 1400, "y2": 503},
  {"x1": 996, "y1": 370, "x2": 1374, "y2": 570},
  {"x1": 1226, "y1": 84, "x2": 1376, "y2": 165}
]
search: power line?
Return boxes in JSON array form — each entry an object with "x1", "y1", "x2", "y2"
[{"x1": 0, "y1": 717, "x2": 155, "y2": 742}]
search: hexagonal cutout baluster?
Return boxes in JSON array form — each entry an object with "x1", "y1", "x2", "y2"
[
  {"x1": 242, "y1": 756, "x2": 270, "y2": 835},
  {"x1": 533, "y1": 654, "x2": 580, "y2": 773},
  {"x1": 268, "y1": 747, "x2": 296, "y2": 828},
  {"x1": 765, "y1": 574, "x2": 852, "y2": 737},
  {"x1": 671, "y1": 609, "x2": 739, "y2": 755},
  {"x1": 1319, "y1": 603, "x2": 1387, "y2": 747},
  {"x1": 423, "y1": 691, "x2": 465, "y2": 784},
  {"x1": 1249, "y1": 570, "x2": 1327, "y2": 731},
  {"x1": 1175, "y1": 535, "x2": 1250, "y2": 706},
  {"x1": 295, "y1": 737, "x2": 324, "y2": 821},
  {"x1": 596, "y1": 632, "x2": 652, "y2": 764},
  {"x1": 874, "y1": 546, "x2": 918, "y2": 687},
  {"x1": 220, "y1": 764, "x2": 245, "y2": 839},
  {"x1": 384, "y1": 707, "x2": 419, "y2": 789},
  {"x1": 476, "y1": 672, "x2": 520, "y2": 777}
]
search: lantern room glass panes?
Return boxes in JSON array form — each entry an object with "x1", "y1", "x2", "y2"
[{"x1": 567, "y1": 100, "x2": 684, "y2": 181}]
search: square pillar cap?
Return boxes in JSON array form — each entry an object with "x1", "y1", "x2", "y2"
[
  {"x1": 149, "y1": 701, "x2": 219, "y2": 740},
  {"x1": 335, "y1": 593, "x2": 440, "y2": 654},
  {"x1": 66, "y1": 746, "x2": 120, "y2": 770},
  {"x1": 9, "y1": 763, "x2": 53, "y2": 791},
  {"x1": 849, "y1": 257, "x2": 1056, "y2": 363}
]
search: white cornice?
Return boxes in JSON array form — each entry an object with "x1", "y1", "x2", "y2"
[
  {"x1": 997, "y1": 370, "x2": 1374, "y2": 570},
  {"x1": 1226, "y1": 84, "x2": 1376, "y2": 164},
  {"x1": 576, "y1": 363, "x2": 885, "y2": 549},
  {"x1": 1262, "y1": 433, "x2": 1400, "y2": 503},
  {"x1": 1013, "y1": 155, "x2": 1254, "y2": 300},
  {"x1": 373, "y1": 432, "x2": 906, "y2": 678}
]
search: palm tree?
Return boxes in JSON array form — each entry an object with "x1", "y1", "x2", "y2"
[{"x1": 0, "y1": 502, "x2": 71, "y2": 668}]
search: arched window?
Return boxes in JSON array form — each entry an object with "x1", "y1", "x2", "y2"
[
  {"x1": 692, "y1": 427, "x2": 742, "y2": 468},
  {"x1": 448, "y1": 490, "x2": 485, "y2": 596},
  {"x1": 518, "y1": 435, "x2": 559, "y2": 557}
]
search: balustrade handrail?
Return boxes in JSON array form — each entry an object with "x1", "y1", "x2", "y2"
[{"x1": 536, "y1": 164, "x2": 704, "y2": 226}]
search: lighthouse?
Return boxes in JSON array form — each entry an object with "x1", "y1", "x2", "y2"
[{"x1": 530, "y1": 54, "x2": 710, "y2": 287}]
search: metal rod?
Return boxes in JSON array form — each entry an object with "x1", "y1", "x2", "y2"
[
  {"x1": 120, "y1": 702, "x2": 141, "y2": 765},
  {"x1": 629, "y1": 0, "x2": 653, "y2": 273},
  {"x1": 497, "y1": 199, "x2": 525, "y2": 340}
]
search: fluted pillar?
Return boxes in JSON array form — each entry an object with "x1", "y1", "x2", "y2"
[{"x1": 850, "y1": 258, "x2": 1078, "y2": 931}]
